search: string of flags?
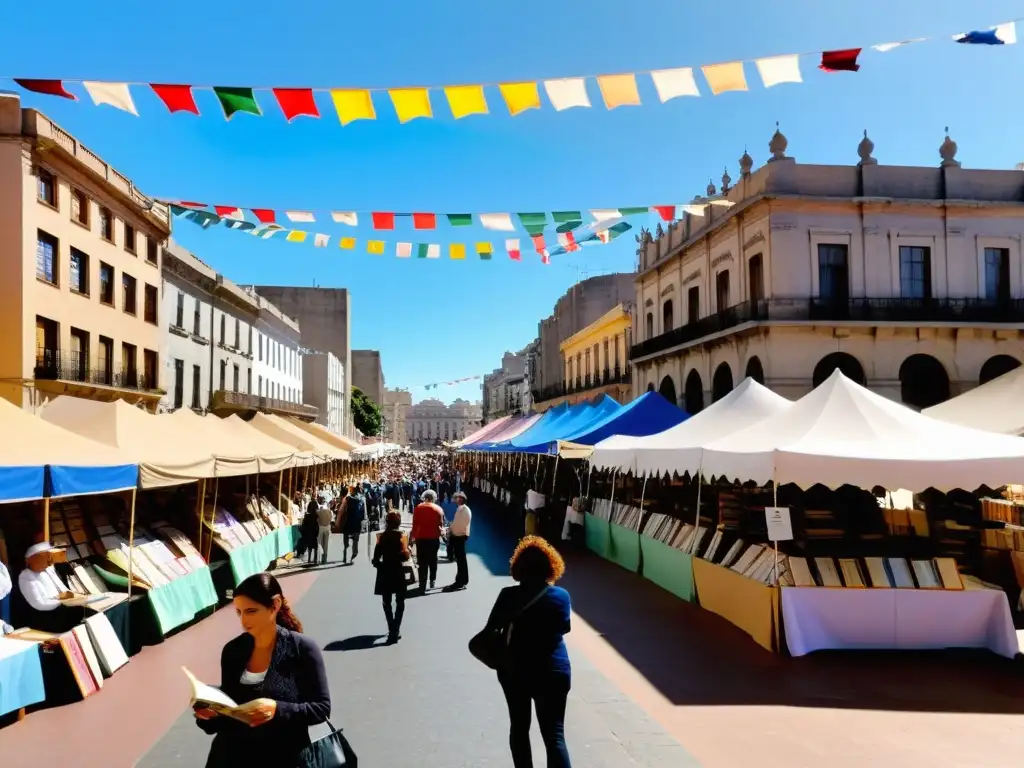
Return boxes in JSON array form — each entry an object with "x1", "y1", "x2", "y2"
[
  {"x1": 173, "y1": 204, "x2": 635, "y2": 262},
  {"x1": 421, "y1": 376, "x2": 482, "y2": 391},
  {"x1": 7, "y1": 20, "x2": 1017, "y2": 125}
]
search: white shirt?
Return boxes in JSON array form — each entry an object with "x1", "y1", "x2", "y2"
[
  {"x1": 450, "y1": 505, "x2": 472, "y2": 537},
  {"x1": 19, "y1": 565, "x2": 69, "y2": 612},
  {"x1": 240, "y1": 668, "x2": 267, "y2": 685},
  {"x1": 0, "y1": 561, "x2": 11, "y2": 601}
]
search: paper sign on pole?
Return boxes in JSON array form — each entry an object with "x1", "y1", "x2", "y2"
[{"x1": 765, "y1": 507, "x2": 793, "y2": 542}]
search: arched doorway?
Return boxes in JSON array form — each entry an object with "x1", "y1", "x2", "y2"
[
  {"x1": 684, "y1": 370, "x2": 704, "y2": 414},
  {"x1": 712, "y1": 363, "x2": 734, "y2": 402},
  {"x1": 899, "y1": 354, "x2": 950, "y2": 409},
  {"x1": 658, "y1": 375, "x2": 677, "y2": 406},
  {"x1": 813, "y1": 352, "x2": 866, "y2": 387},
  {"x1": 744, "y1": 356, "x2": 765, "y2": 384},
  {"x1": 646, "y1": 382, "x2": 655, "y2": 393},
  {"x1": 979, "y1": 355, "x2": 1021, "y2": 385}
]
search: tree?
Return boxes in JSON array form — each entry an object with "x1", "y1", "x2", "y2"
[{"x1": 351, "y1": 386, "x2": 382, "y2": 436}]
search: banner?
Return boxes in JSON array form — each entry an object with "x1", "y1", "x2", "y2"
[{"x1": 8, "y1": 20, "x2": 1017, "y2": 124}]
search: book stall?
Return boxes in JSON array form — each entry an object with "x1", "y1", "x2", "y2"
[{"x1": 583, "y1": 372, "x2": 1024, "y2": 658}]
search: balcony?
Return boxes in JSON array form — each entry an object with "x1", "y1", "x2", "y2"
[
  {"x1": 34, "y1": 348, "x2": 163, "y2": 402},
  {"x1": 532, "y1": 366, "x2": 630, "y2": 404},
  {"x1": 630, "y1": 297, "x2": 1024, "y2": 361},
  {"x1": 210, "y1": 389, "x2": 319, "y2": 421}
]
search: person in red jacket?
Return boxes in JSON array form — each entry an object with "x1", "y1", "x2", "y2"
[{"x1": 411, "y1": 489, "x2": 445, "y2": 591}]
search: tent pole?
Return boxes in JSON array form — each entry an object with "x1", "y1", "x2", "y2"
[
  {"x1": 690, "y1": 463, "x2": 703, "y2": 554},
  {"x1": 551, "y1": 455, "x2": 559, "y2": 495},
  {"x1": 126, "y1": 486, "x2": 138, "y2": 653},
  {"x1": 206, "y1": 478, "x2": 219, "y2": 562},
  {"x1": 42, "y1": 497, "x2": 50, "y2": 542},
  {"x1": 772, "y1": 473, "x2": 779, "y2": 586},
  {"x1": 638, "y1": 475, "x2": 648, "y2": 532},
  {"x1": 196, "y1": 478, "x2": 206, "y2": 555}
]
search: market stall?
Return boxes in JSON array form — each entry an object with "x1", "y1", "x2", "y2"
[{"x1": 923, "y1": 365, "x2": 1024, "y2": 435}]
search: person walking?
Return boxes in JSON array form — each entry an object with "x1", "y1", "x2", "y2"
[
  {"x1": 411, "y1": 489, "x2": 444, "y2": 591},
  {"x1": 443, "y1": 491, "x2": 472, "y2": 592},
  {"x1": 300, "y1": 497, "x2": 321, "y2": 565},
  {"x1": 372, "y1": 511, "x2": 411, "y2": 644},
  {"x1": 339, "y1": 486, "x2": 366, "y2": 564},
  {"x1": 315, "y1": 495, "x2": 333, "y2": 565},
  {"x1": 481, "y1": 536, "x2": 573, "y2": 768},
  {"x1": 193, "y1": 572, "x2": 331, "y2": 767}
]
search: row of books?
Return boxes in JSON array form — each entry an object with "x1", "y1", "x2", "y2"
[
  {"x1": 785, "y1": 555, "x2": 964, "y2": 590},
  {"x1": 590, "y1": 499, "x2": 643, "y2": 530}
]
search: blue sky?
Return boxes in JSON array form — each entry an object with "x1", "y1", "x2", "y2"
[{"x1": 4, "y1": 1, "x2": 1024, "y2": 404}]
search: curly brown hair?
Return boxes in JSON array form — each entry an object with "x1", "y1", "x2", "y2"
[{"x1": 509, "y1": 535, "x2": 566, "y2": 584}]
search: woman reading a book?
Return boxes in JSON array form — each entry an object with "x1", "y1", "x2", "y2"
[{"x1": 193, "y1": 572, "x2": 331, "y2": 767}]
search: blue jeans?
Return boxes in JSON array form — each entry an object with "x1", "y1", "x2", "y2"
[{"x1": 499, "y1": 670, "x2": 571, "y2": 768}]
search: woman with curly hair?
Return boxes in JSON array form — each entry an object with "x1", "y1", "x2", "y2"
[{"x1": 483, "y1": 535, "x2": 572, "y2": 767}]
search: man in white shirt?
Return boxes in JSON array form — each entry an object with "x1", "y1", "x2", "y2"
[
  {"x1": 17, "y1": 542, "x2": 84, "y2": 633},
  {"x1": 0, "y1": 559, "x2": 13, "y2": 634},
  {"x1": 443, "y1": 491, "x2": 472, "y2": 592}
]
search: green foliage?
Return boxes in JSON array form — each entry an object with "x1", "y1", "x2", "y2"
[{"x1": 351, "y1": 385, "x2": 382, "y2": 436}]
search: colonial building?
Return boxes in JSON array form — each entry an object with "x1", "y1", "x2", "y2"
[
  {"x1": 534, "y1": 303, "x2": 632, "y2": 412},
  {"x1": 406, "y1": 398, "x2": 482, "y2": 449},
  {"x1": 303, "y1": 352, "x2": 345, "y2": 434},
  {"x1": 247, "y1": 294, "x2": 307, "y2": 414},
  {"x1": 631, "y1": 128, "x2": 1024, "y2": 414},
  {"x1": 382, "y1": 388, "x2": 412, "y2": 446},
  {"x1": 482, "y1": 349, "x2": 529, "y2": 424},
  {"x1": 0, "y1": 95, "x2": 169, "y2": 411}
]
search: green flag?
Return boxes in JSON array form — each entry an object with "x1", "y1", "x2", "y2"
[
  {"x1": 213, "y1": 87, "x2": 262, "y2": 119},
  {"x1": 517, "y1": 212, "x2": 547, "y2": 228},
  {"x1": 446, "y1": 213, "x2": 473, "y2": 227},
  {"x1": 417, "y1": 244, "x2": 429, "y2": 258},
  {"x1": 619, "y1": 206, "x2": 649, "y2": 216}
]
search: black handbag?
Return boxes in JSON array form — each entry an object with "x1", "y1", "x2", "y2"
[
  {"x1": 469, "y1": 587, "x2": 548, "y2": 670},
  {"x1": 297, "y1": 719, "x2": 357, "y2": 767}
]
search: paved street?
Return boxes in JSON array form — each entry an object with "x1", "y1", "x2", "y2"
[{"x1": 5, "y1": 494, "x2": 1024, "y2": 766}]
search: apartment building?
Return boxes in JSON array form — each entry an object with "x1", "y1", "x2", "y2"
[
  {"x1": 303, "y1": 352, "x2": 345, "y2": 435},
  {"x1": 382, "y1": 388, "x2": 412, "y2": 446},
  {"x1": 0, "y1": 94, "x2": 168, "y2": 411},
  {"x1": 631, "y1": 129, "x2": 1024, "y2": 413}
]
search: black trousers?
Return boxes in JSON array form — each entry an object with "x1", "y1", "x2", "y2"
[
  {"x1": 450, "y1": 535, "x2": 469, "y2": 586},
  {"x1": 381, "y1": 592, "x2": 405, "y2": 634},
  {"x1": 343, "y1": 533, "x2": 360, "y2": 559},
  {"x1": 499, "y1": 670, "x2": 572, "y2": 768},
  {"x1": 416, "y1": 539, "x2": 440, "y2": 586}
]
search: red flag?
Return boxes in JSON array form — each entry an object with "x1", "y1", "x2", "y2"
[
  {"x1": 176, "y1": 201, "x2": 208, "y2": 209},
  {"x1": 214, "y1": 206, "x2": 244, "y2": 220},
  {"x1": 372, "y1": 212, "x2": 395, "y2": 230},
  {"x1": 151, "y1": 84, "x2": 200, "y2": 114},
  {"x1": 819, "y1": 49, "x2": 862, "y2": 73},
  {"x1": 531, "y1": 233, "x2": 546, "y2": 252},
  {"x1": 541, "y1": 251, "x2": 551, "y2": 265},
  {"x1": 14, "y1": 79, "x2": 76, "y2": 100},
  {"x1": 652, "y1": 205, "x2": 675, "y2": 221},
  {"x1": 272, "y1": 88, "x2": 320, "y2": 121},
  {"x1": 251, "y1": 208, "x2": 276, "y2": 224},
  {"x1": 412, "y1": 213, "x2": 436, "y2": 230}
]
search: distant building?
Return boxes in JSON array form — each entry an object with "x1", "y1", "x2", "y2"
[
  {"x1": 303, "y1": 352, "x2": 345, "y2": 435},
  {"x1": 406, "y1": 398, "x2": 482, "y2": 449},
  {"x1": 482, "y1": 349, "x2": 528, "y2": 424},
  {"x1": 631, "y1": 128, "x2": 1024, "y2": 412},
  {"x1": 383, "y1": 388, "x2": 412, "y2": 445},
  {"x1": 352, "y1": 349, "x2": 385, "y2": 406}
]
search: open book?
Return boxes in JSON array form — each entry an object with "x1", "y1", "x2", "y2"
[{"x1": 183, "y1": 667, "x2": 265, "y2": 724}]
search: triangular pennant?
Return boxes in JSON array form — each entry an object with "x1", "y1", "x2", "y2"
[
  {"x1": 214, "y1": 206, "x2": 245, "y2": 220},
  {"x1": 82, "y1": 82, "x2": 138, "y2": 115},
  {"x1": 651, "y1": 205, "x2": 675, "y2": 221},
  {"x1": 151, "y1": 84, "x2": 198, "y2": 114},
  {"x1": 213, "y1": 87, "x2": 262, "y2": 119},
  {"x1": 272, "y1": 88, "x2": 320, "y2": 121}
]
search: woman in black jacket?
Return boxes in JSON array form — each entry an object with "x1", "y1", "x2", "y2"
[
  {"x1": 194, "y1": 572, "x2": 331, "y2": 767},
  {"x1": 372, "y1": 511, "x2": 410, "y2": 643}
]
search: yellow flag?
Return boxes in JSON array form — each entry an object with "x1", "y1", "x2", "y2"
[
  {"x1": 367, "y1": 240, "x2": 385, "y2": 255},
  {"x1": 339, "y1": 237, "x2": 356, "y2": 250},
  {"x1": 475, "y1": 242, "x2": 493, "y2": 257},
  {"x1": 444, "y1": 85, "x2": 488, "y2": 119},
  {"x1": 596, "y1": 74, "x2": 641, "y2": 109},
  {"x1": 499, "y1": 82, "x2": 541, "y2": 116},
  {"x1": 449, "y1": 243, "x2": 466, "y2": 260},
  {"x1": 286, "y1": 230, "x2": 308, "y2": 243},
  {"x1": 389, "y1": 88, "x2": 432, "y2": 123},
  {"x1": 331, "y1": 89, "x2": 375, "y2": 125}
]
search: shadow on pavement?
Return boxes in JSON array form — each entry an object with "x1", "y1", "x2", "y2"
[
  {"x1": 324, "y1": 635, "x2": 388, "y2": 652},
  {"x1": 468, "y1": 489, "x2": 1024, "y2": 716}
]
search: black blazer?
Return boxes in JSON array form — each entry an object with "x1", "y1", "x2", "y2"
[{"x1": 196, "y1": 625, "x2": 331, "y2": 767}]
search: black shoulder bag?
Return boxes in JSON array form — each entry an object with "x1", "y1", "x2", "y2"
[
  {"x1": 468, "y1": 587, "x2": 548, "y2": 670},
  {"x1": 297, "y1": 718, "x2": 357, "y2": 768}
]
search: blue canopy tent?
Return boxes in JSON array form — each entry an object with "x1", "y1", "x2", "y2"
[
  {"x1": 491, "y1": 396, "x2": 624, "y2": 454},
  {"x1": 467, "y1": 402, "x2": 572, "y2": 452},
  {"x1": 553, "y1": 392, "x2": 688, "y2": 457}
]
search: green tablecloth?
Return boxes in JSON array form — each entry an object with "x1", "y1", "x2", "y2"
[
  {"x1": 584, "y1": 515, "x2": 610, "y2": 558},
  {"x1": 276, "y1": 525, "x2": 300, "y2": 559},
  {"x1": 228, "y1": 534, "x2": 281, "y2": 586},
  {"x1": 639, "y1": 537, "x2": 695, "y2": 602},
  {"x1": 147, "y1": 566, "x2": 219, "y2": 635},
  {"x1": 607, "y1": 522, "x2": 641, "y2": 573}
]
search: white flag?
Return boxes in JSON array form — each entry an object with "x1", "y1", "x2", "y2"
[
  {"x1": 314, "y1": 234, "x2": 330, "y2": 247},
  {"x1": 680, "y1": 204, "x2": 706, "y2": 216},
  {"x1": 286, "y1": 211, "x2": 316, "y2": 223},
  {"x1": 331, "y1": 211, "x2": 358, "y2": 226},
  {"x1": 543, "y1": 78, "x2": 591, "y2": 111},
  {"x1": 82, "y1": 81, "x2": 139, "y2": 116},
  {"x1": 396, "y1": 242, "x2": 412, "y2": 258},
  {"x1": 479, "y1": 213, "x2": 515, "y2": 231},
  {"x1": 701, "y1": 62, "x2": 748, "y2": 96},
  {"x1": 754, "y1": 55, "x2": 803, "y2": 88},
  {"x1": 650, "y1": 68, "x2": 700, "y2": 102},
  {"x1": 426, "y1": 244, "x2": 440, "y2": 259}
]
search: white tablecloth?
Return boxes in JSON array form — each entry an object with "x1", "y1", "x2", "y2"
[{"x1": 782, "y1": 587, "x2": 1019, "y2": 659}]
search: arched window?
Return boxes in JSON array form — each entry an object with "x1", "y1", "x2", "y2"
[
  {"x1": 979, "y1": 355, "x2": 1021, "y2": 385},
  {"x1": 645, "y1": 312, "x2": 654, "y2": 339},
  {"x1": 684, "y1": 370, "x2": 704, "y2": 414},
  {"x1": 658, "y1": 375, "x2": 677, "y2": 406},
  {"x1": 744, "y1": 356, "x2": 765, "y2": 384},
  {"x1": 899, "y1": 354, "x2": 949, "y2": 409},
  {"x1": 662, "y1": 300, "x2": 674, "y2": 333},
  {"x1": 712, "y1": 363, "x2": 734, "y2": 402},
  {"x1": 813, "y1": 353, "x2": 866, "y2": 388}
]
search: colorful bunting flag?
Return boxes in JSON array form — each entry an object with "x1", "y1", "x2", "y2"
[
  {"x1": 412, "y1": 212, "x2": 436, "y2": 230},
  {"x1": 650, "y1": 68, "x2": 700, "y2": 102},
  {"x1": 506, "y1": 239, "x2": 521, "y2": 261},
  {"x1": 596, "y1": 74, "x2": 641, "y2": 109},
  {"x1": 213, "y1": 87, "x2": 262, "y2": 119},
  {"x1": 286, "y1": 211, "x2": 316, "y2": 223},
  {"x1": 449, "y1": 243, "x2": 466, "y2": 260},
  {"x1": 417, "y1": 244, "x2": 429, "y2": 259},
  {"x1": 447, "y1": 213, "x2": 473, "y2": 227},
  {"x1": 754, "y1": 55, "x2": 803, "y2": 88},
  {"x1": 314, "y1": 233, "x2": 330, "y2": 247},
  {"x1": 872, "y1": 39, "x2": 925, "y2": 53},
  {"x1": 820, "y1": 49, "x2": 862, "y2": 73},
  {"x1": 82, "y1": 81, "x2": 137, "y2": 115},
  {"x1": 214, "y1": 206, "x2": 245, "y2": 220},
  {"x1": 367, "y1": 240, "x2": 385, "y2": 255},
  {"x1": 480, "y1": 213, "x2": 515, "y2": 231},
  {"x1": 340, "y1": 237, "x2": 356, "y2": 250},
  {"x1": 499, "y1": 82, "x2": 541, "y2": 116},
  {"x1": 14, "y1": 79, "x2": 76, "y2": 100},
  {"x1": 151, "y1": 84, "x2": 198, "y2": 114},
  {"x1": 331, "y1": 211, "x2": 358, "y2": 226},
  {"x1": 543, "y1": 78, "x2": 591, "y2": 111},
  {"x1": 651, "y1": 205, "x2": 675, "y2": 221},
  {"x1": 426, "y1": 244, "x2": 440, "y2": 259},
  {"x1": 372, "y1": 212, "x2": 395, "y2": 230},
  {"x1": 389, "y1": 88, "x2": 432, "y2": 123},
  {"x1": 556, "y1": 232, "x2": 579, "y2": 252},
  {"x1": 444, "y1": 85, "x2": 489, "y2": 119},
  {"x1": 702, "y1": 62, "x2": 748, "y2": 95},
  {"x1": 476, "y1": 242, "x2": 493, "y2": 260},
  {"x1": 331, "y1": 89, "x2": 375, "y2": 125},
  {"x1": 273, "y1": 88, "x2": 320, "y2": 121},
  {"x1": 396, "y1": 242, "x2": 412, "y2": 258},
  {"x1": 955, "y1": 22, "x2": 1016, "y2": 45},
  {"x1": 286, "y1": 231, "x2": 308, "y2": 243},
  {"x1": 252, "y1": 208, "x2": 276, "y2": 224}
]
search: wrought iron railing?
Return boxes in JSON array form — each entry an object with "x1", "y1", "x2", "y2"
[
  {"x1": 211, "y1": 389, "x2": 319, "y2": 419},
  {"x1": 34, "y1": 348, "x2": 159, "y2": 392}
]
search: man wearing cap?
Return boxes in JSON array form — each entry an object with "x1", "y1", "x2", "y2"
[
  {"x1": 17, "y1": 542, "x2": 84, "y2": 633},
  {"x1": 442, "y1": 491, "x2": 472, "y2": 592},
  {"x1": 411, "y1": 489, "x2": 445, "y2": 591}
]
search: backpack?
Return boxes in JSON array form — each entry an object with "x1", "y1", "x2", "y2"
[{"x1": 347, "y1": 494, "x2": 365, "y2": 526}]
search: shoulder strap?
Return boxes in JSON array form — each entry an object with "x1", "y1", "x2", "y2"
[{"x1": 510, "y1": 586, "x2": 548, "y2": 623}]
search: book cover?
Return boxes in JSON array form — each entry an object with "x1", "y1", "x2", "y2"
[
  {"x1": 72, "y1": 625, "x2": 105, "y2": 688},
  {"x1": 84, "y1": 614, "x2": 129, "y2": 676},
  {"x1": 59, "y1": 631, "x2": 99, "y2": 698}
]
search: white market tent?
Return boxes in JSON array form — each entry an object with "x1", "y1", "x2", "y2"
[
  {"x1": 351, "y1": 443, "x2": 402, "y2": 459},
  {"x1": 922, "y1": 365, "x2": 1024, "y2": 435},
  {"x1": 590, "y1": 378, "x2": 792, "y2": 476},
  {"x1": 249, "y1": 412, "x2": 349, "y2": 461},
  {"x1": 699, "y1": 369, "x2": 1024, "y2": 492},
  {"x1": 158, "y1": 408, "x2": 264, "y2": 476}
]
